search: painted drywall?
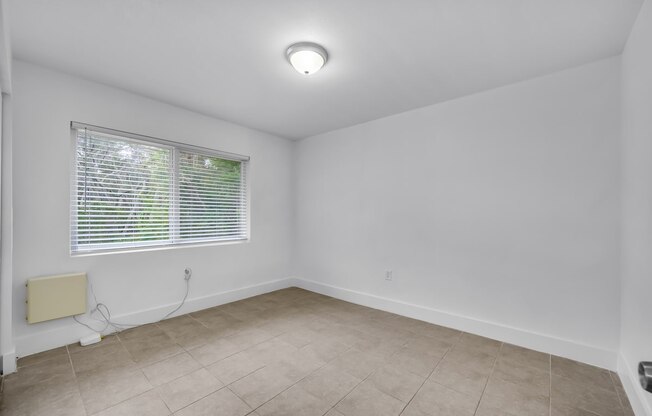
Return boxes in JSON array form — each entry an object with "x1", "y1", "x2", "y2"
[
  {"x1": 10, "y1": 61, "x2": 294, "y2": 357},
  {"x1": 294, "y1": 57, "x2": 622, "y2": 368},
  {"x1": 0, "y1": 0, "x2": 15, "y2": 375},
  {"x1": 620, "y1": 0, "x2": 652, "y2": 413},
  {"x1": 1, "y1": 92, "x2": 17, "y2": 375}
]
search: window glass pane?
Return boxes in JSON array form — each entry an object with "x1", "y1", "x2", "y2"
[
  {"x1": 71, "y1": 125, "x2": 249, "y2": 254},
  {"x1": 178, "y1": 151, "x2": 246, "y2": 241},
  {"x1": 74, "y1": 131, "x2": 171, "y2": 250}
]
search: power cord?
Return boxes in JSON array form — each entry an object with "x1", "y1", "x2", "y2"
[{"x1": 73, "y1": 268, "x2": 192, "y2": 335}]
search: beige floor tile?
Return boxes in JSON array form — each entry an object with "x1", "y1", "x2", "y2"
[
  {"x1": 277, "y1": 327, "x2": 322, "y2": 348},
  {"x1": 480, "y1": 377, "x2": 549, "y2": 416},
  {"x1": 3, "y1": 355, "x2": 75, "y2": 392},
  {"x1": 77, "y1": 366, "x2": 153, "y2": 415},
  {"x1": 256, "y1": 384, "x2": 332, "y2": 416},
  {"x1": 2, "y1": 289, "x2": 631, "y2": 416},
  {"x1": 490, "y1": 359, "x2": 550, "y2": 394},
  {"x1": 401, "y1": 380, "x2": 478, "y2": 416},
  {"x1": 272, "y1": 350, "x2": 325, "y2": 383},
  {"x1": 368, "y1": 363, "x2": 425, "y2": 402},
  {"x1": 229, "y1": 366, "x2": 295, "y2": 408},
  {"x1": 384, "y1": 347, "x2": 440, "y2": 378},
  {"x1": 299, "y1": 338, "x2": 350, "y2": 363},
  {"x1": 551, "y1": 356, "x2": 615, "y2": 393},
  {"x1": 187, "y1": 337, "x2": 240, "y2": 366},
  {"x1": 551, "y1": 374, "x2": 622, "y2": 416},
  {"x1": 550, "y1": 402, "x2": 605, "y2": 416},
  {"x1": 445, "y1": 343, "x2": 497, "y2": 368},
  {"x1": 402, "y1": 335, "x2": 452, "y2": 359},
  {"x1": 71, "y1": 340, "x2": 135, "y2": 377},
  {"x1": 410, "y1": 322, "x2": 462, "y2": 344},
  {"x1": 245, "y1": 337, "x2": 299, "y2": 365},
  {"x1": 174, "y1": 388, "x2": 251, "y2": 416},
  {"x1": 157, "y1": 315, "x2": 216, "y2": 350},
  {"x1": 331, "y1": 349, "x2": 385, "y2": 379},
  {"x1": 498, "y1": 343, "x2": 550, "y2": 372},
  {"x1": 0, "y1": 377, "x2": 86, "y2": 416},
  {"x1": 335, "y1": 380, "x2": 405, "y2": 416},
  {"x1": 16, "y1": 346, "x2": 68, "y2": 368},
  {"x1": 155, "y1": 368, "x2": 223, "y2": 412},
  {"x1": 205, "y1": 350, "x2": 265, "y2": 385},
  {"x1": 119, "y1": 325, "x2": 183, "y2": 366},
  {"x1": 95, "y1": 390, "x2": 170, "y2": 416},
  {"x1": 297, "y1": 364, "x2": 362, "y2": 406},
  {"x1": 226, "y1": 328, "x2": 275, "y2": 350},
  {"x1": 142, "y1": 352, "x2": 202, "y2": 386},
  {"x1": 429, "y1": 352, "x2": 493, "y2": 400},
  {"x1": 456, "y1": 333, "x2": 503, "y2": 356},
  {"x1": 189, "y1": 309, "x2": 245, "y2": 337}
]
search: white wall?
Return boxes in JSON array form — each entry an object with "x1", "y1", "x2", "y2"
[
  {"x1": 10, "y1": 61, "x2": 294, "y2": 356},
  {"x1": 294, "y1": 57, "x2": 622, "y2": 368},
  {"x1": 620, "y1": 0, "x2": 652, "y2": 413},
  {"x1": 0, "y1": 0, "x2": 15, "y2": 373}
]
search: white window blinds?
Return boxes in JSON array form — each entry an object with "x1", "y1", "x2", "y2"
[{"x1": 71, "y1": 123, "x2": 249, "y2": 254}]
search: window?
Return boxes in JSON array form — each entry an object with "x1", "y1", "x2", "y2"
[{"x1": 71, "y1": 123, "x2": 249, "y2": 254}]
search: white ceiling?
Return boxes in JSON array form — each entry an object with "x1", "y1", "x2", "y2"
[{"x1": 9, "y1": 0, "x2": 643, "y2": 139}]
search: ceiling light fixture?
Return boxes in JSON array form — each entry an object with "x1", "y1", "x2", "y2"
[{"x1": 286, "y1": 42, "x2": 328, "y2": 75}]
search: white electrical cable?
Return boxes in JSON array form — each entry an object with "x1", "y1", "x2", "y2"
[{"x1": 73, "y1": 273, "x2": 191, "y2": 335}]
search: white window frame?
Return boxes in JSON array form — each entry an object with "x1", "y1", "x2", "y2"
[{"x1": 70, "y1": 122, "x2": 250, "y2": 256}]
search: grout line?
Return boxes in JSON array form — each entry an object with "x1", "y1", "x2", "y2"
[
  {"x1": 472, "y1": 341, "x2": 503, "y2": 416},
  {"x1": 397, "y1": 332, "x2": 461, "y2": 416},
  {"x1": 320, "y1": 359, "x2": 376, "y2": 416},
  {"x1": 608, "y1": 370, "x2": 627, "y2": 412},
  {"x1": 65, "y1": 344, "x2": 89, "y2": 416},
  {"x1": 549, "y1": 352, "x2": 552, "y2": 416},
  {"x1": 248, "y1": 345, "x2": 355, "y2": 414}
]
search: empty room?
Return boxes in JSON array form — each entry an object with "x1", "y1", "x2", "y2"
[{"x1": 0, "y1": 0, "x2": 651, "y2": 415}]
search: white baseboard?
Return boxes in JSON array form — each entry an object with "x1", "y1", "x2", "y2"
[
  {"x1": 14, "y1": 276, "x2": 620, "y2": 374},
  {"x1": 618, "y1": 354, "x2": 652, "y2": 416},
  {"x1": 1, "y1": 348, "x2": 17, "y2": 375},
  {"x1": 14, "y1": 277, "x2": 294, "y2": 359},
  {"x1": 291, "y1": 277, "x2": 618, "y2": 370}
]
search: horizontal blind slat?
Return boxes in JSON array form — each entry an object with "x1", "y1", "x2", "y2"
[{"x1": 72, "y1": 127, "x2": 249, "y2": 253}]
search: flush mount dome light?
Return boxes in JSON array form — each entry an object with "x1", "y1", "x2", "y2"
[{"x1": 286, "y1": 42, "x2": 328, "y2": 75}]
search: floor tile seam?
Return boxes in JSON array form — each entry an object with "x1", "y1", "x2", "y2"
[
  {"x1": 64, "y1": 344, "x2": 92, "y2": 416},
  {"x1": 183, "y1": 312, "x2": 214, "y2": 330},
  {"x1": 182, "y1": 327, "x2": 292, "y2": 369},
  {"x1": 495, "y1": 355, "x2": 553, "y2": 374},
  {"x1": 90, "y1": 388, "x2": 173, "y2": 416},
  {"x1": 320, "y1": 367, "x2": 376, "y2": 416},
  {"x1": 159, "y1": 383, "x2": 233, "y2": 415},
  {"x1": 608, "y1": 371, "x2": 628, "y2": 412},
  {"x1": 82, "y1": 369, "x2": 156, "y2": 416},
  {"x1": 140, "y1": 353, "x2": 206, "y2": 389},
  {"x1": 14, "y1": 351, "x2": 70, "y2": 370},
  {"x1": 550, "y1": 371, "x2": 620, "y2": 396},
  {"x1": 549, "y1": 351, "x2": 552, "y2": 416},
  {"x1": 472, "y1": 342, "x2": 503, "y2": 416},
  {"x1": 397, "y1": 334, "x2": 460, "y2": 416},
  {"x1": 244, "y1": 346, "x2": 349, "y2": 415}
]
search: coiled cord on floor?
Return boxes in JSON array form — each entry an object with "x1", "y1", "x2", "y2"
[{"x1": 73, "y1": 277, "x2": 190, "y2": 334}]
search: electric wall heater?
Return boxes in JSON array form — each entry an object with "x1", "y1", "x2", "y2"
[{"x1": 26, "y1": 273, "x2": 87, "y2": 324}]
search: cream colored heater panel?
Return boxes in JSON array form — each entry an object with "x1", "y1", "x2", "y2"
[{"x1": 27, "y1": 273, "x2": 87, "y2": 324}]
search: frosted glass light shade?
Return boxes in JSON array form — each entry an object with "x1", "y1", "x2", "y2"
[{"x1": 286, "y1": 42, "x2": 328, "y2": 75}]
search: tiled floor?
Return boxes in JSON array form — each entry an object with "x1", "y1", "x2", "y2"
[{"x1": 0, "y1": 287, "x2": 636, "y2": 416}]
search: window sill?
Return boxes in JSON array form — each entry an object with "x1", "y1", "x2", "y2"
[{"x1": 70, "y1": 238, "x2": 250, "y2": 257}]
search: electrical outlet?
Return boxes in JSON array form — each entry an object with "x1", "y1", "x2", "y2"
[
  {"x1": 385, "y1": 270, "x2": 393, "y2": 281},
  {"x1": 184, "y1": 267, "x2": 192, "y2": 280}
]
